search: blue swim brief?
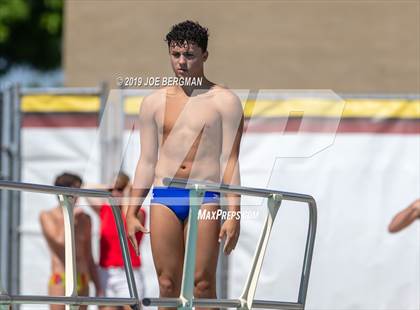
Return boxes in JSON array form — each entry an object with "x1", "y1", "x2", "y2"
[{"x1": 151, "y1": 186, "x2": 220, "y2": 221}]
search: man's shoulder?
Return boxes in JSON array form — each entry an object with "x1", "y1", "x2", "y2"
[
  {"x1": 210, "y1": 86, "x2": 242, "y2": 113},
  {"x1": 39, "y1": 209, "x2": 51, "y2": 222},
  {"x1": 211, "y1": 86, "x2": 240, "y2": 102},
  {"x1": 140, "y1": 88, "x2": 169, "y2": 112},
  {"x1": 41, "y1": 207, "x2": 59, "y2": 218},
  {"x1": 39, "y1": 207, "x2": 61, "y2": 226}
]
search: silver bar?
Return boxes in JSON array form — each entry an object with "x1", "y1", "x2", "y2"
[
  {"x1": 0, "y1": 181, "x2": 110, "y2": 197},
  {"x1": 109, "y1": 201, "x2": 140, "y2": 307},
  {"x1": 178, "y1": 190, "x2": 205, "y2": 309},
  {"x1": 0, "y1": 295, "x2": 137, "y2": 306},
  {"x1": 239, "y1": 196, "x2": 282, "y2": 309},
  {"x1": 142, "y1": 298, "x2": 182, "y2": 307},
  {"x1": 20, "y1": 87, "x2": 102, "y2": 96},
  {"x1": 0, "y1": 86, "x2": 12, "y2": 293},
  {"x1": 142, "y1": 298, "x2": 302, "y2": 309},
  {"x1": 10, "y1": 83, "x2": 21, "y2": 296},
  {"x1": 163, "y1": 178, "x2": 315, "y2": 203},
  {"x1": 193, "y1": 298, "x2": 242, "y2": 308},
  {"x1": 98, "y1": 82, "x2": 108, "y2": 129},
  {"x1": 58, "y1": 195, "x2": 78, "y2": 304},
  {"x1": 216, "y1": 228, "x2": 229, "y2": 300},
  {"x1": 297, "y1": 201, "x2": 317, "y2": 306},
  {"x1": 252, "y1": 300, "x2": 304, "y2": 309},
  {"x1": 99, "y1": 91, "x2": 124, "y2": 184}
]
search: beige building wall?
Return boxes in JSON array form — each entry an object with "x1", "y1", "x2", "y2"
[{"x1": 63, "y1": 0, "x2": 419, "y2": 92}]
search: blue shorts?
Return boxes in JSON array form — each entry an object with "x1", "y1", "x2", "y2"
[{"x1": 151, "y1": 186, "x2": 220, "y2": 221}]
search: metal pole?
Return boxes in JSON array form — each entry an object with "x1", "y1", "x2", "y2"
[
  {"x1": 1, "y1": 295, "x2": 137, "y2": 306},
  {"x1": 0, "y1": 86, "x2": 12, "y2": 293},
  {"x1": 58, "y1": 195, "x2": 79, "y2": 310},
  {"x1": 0, "y1": 181, "x2": 111, "y2": 197},
  {"x1": 239, "y1": 194, "x2": 282, "y2": 309},
  {"x1": 297, "y1": 200, "x2": 317, "y2": 307},
  {"x1": 178, "y1": 189, "x2": 205, "y2": 309},
  {"x1": 99, "y1": 87, "x2": 123, "y2": 184},
  {"x1": 216, "y1": 218, "x2": 229, "y2": 302},
  {"x1": 98, "y1": 82, "x2": 108, "y2": 125},
  {"x1": 142, "y1": 297, "x2": 305, "y2": 309},
  {"x1": 108, "y1": 200, "x2": 140, "y2": 310},
  {"x1": 10, "y1": 83, "x2": 21, "y2": 296},
  {"x1": 163, "y1": 178, "x2": 314, "y2": 202}
]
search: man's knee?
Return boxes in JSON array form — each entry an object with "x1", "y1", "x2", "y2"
[
  {"x1": 194, "y1": 273, "x2": 215, "y2": 296},
  {"x1": 158, "y1": 274, "x2": 178, "y2": 295}
]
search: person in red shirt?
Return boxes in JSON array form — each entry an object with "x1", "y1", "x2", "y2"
[{"x1": 86, "y1": 172, "x2": 145, "y2": 310}]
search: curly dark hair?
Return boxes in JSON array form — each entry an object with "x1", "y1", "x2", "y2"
[
  {"x1": 165, "y1": 20, "x2": 209, "y2": 52},
  {"x1": 54, "y1": 172, "x2": 82, "y2": 188}
]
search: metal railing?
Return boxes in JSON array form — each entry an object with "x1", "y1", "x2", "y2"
[
  {"x1": 142, "y1": 177, "x2": 317, "y2": 310},
  {"x1": 0, "y1": 180, "x2": 140, "y2": 310},
  {"x1": 0, "y1": 177, "x2": 317, "y2": 310},
  {"x1": 1, "y1": 83, "x2": 109, "y2": 296}
]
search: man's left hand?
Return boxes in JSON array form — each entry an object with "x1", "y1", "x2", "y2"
[{"x1": 219, "y1": 218, "x2": 240, "y2": 255}]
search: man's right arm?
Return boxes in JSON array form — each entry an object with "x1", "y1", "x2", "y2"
[
  {"x1": 39, "y1": 211, "x2": 65, "y2": 261},
  {"x1": 83, "y1": 183, "x2": 109, "y2": 214},
  {"x1": 126, "y1": 95, "x2": 158, "y2": 253}
]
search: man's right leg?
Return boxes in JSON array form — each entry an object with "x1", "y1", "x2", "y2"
[
  {"x1": 48, "y1": 277, "x2": 65, "y2": 310},
  {"x1": 150, "y1": 203, "x2": 185, "y2": 310}
]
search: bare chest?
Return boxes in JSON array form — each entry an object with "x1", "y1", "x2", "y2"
[{"x1": 156, "y1": 94, "x2": 222, "y2": 142}]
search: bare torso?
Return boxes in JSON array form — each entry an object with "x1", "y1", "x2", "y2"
[
  {"x1": 41, "y1": 207, "x2": 91, "y2": 274},
  {"x1": 153, "y1": 86, "x2": 227, "y2": 185}
]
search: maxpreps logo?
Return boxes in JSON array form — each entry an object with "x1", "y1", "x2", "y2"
[{"x1": 197, "y1": 209, "x2": 259, "y2": 220}]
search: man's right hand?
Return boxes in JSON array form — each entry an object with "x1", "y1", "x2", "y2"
[{"x1": 126, "y1": 214, "x2": 149, "y2": 256}]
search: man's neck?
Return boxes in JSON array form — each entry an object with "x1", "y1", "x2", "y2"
[{"x1": 180, "y1": 76, "x2": 213, "y2": 97}]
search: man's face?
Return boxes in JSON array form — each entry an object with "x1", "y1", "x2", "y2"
[
  {"x1": 110, "y1": 178, "x2": 128, "y2": 198},
  {"x1": 69, "y1": 181, "x2": 81, "y2": 204},
  {"x1": 169, "y1": 42, "x2": 208, "y2": 78}
]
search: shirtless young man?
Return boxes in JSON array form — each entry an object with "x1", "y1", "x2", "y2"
[
  {"x1": 40, "y1": 173, "x2": 102, "y2": 309},
  {"x1": 126, "y1": 20, "x2": 244, "y2": 309}
]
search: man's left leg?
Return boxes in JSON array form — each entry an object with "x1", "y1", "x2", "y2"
[{"x1": 189, "y1": 204, "x2": 220, "y2": 309}]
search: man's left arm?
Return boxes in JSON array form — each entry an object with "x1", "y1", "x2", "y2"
[{"x1": 218, "y1": 91, "x2": 244, "y2": 255}]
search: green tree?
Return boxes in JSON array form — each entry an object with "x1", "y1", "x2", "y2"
[{"x1": 0, "y1": 0, "x2": 63, "y2": 73}]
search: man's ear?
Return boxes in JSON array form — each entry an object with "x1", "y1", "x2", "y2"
[{"x1": 203, "y1": 51, "x2": 208, "y2": 62}]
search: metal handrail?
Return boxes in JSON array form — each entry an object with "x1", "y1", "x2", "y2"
[
  {"x1": 143, "y1": 297, "x2": 304, "y2": 309},
  {"x1": 1, "y1": 295, "x2": 138, "y2": 306},
  {"x1": 0, "y1": 181, "x2": 140, "y2": 310},
  {"x1": 140, "y1": 178, "x2": 317, "y2": 310},
  {"x1": 0, "y1": 181, "x2": 111, "y2": 197},
  {"x1": 163, "y1": 177, "x2": 315, "y2": 202},
  {"x1": 0, "y1": 178, "x2": 317, "y2": 310}
]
